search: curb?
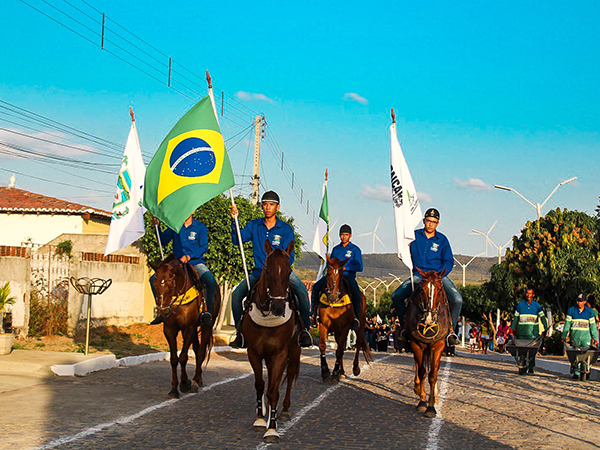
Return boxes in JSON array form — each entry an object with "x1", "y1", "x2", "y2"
[{"x1": 457, "y1": 350, "x2": 600, "y2": 381}]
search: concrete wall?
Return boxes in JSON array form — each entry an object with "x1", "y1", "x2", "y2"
[
  {"x1": 0, "y1": 214, "x2": 82, "y2": 246},
  {"x1": 82, "y1": 217, "x2": 110, "y2": 234},
  {"x1": 0, "y1": 255, "x2": 30, "y2": 335}
]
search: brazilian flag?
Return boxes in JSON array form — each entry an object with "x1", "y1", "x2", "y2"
[{"x1": 144, "y1": 95, "x2": 234, "y2": 231}]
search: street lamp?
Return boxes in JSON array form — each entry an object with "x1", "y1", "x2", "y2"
[
  {"x1": 494, "y1": 177, "x2": 577, "y2": 220},
  {"x1": 454, "y1": 253, "x2": 485, "y2": 286}
]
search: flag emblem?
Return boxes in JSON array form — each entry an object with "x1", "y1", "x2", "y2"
[
  {"x1": 113, "y1": 170, "x2": 132, "y2": 208},
  {"x1": 157, "y1": 129, "x2": 225, "y2": 205}
]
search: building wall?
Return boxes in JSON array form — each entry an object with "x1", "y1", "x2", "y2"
[
  {"x1": 0, "y1": 213, "x2": 82, "y2": 246},
  {"x1": 0, "y1": 252, "x2": 30, "y2": 335},
  {"x1": 82, "y1": 217, "x2": 110, "y2": 234}
]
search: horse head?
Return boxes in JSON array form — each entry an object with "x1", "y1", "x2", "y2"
[
  {"x1": 150, "y1": 255, "x2": 185, "y2": 316},
  {"x1": 415, "y1": 268, "x2": 447, "y2": 326},
  {"x1": 325, "y1": 255, "x2": 349, "y2": 302},
  {"x1": 257, "y1": 239, "x2": 295, "y2": 317}
]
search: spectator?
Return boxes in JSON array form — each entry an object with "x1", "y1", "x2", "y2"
[
  {"x1": 376, "y1": 322, "x2": 391, "y2": 352},
  {"x1": 480, "y1": 322, "x2": 490, "y2": 354},
  {"x1": 497, "y1": 318, "x2": 509, "y2": 353},
  {"x1": 469, "y1": 324, "x2": 478, "y2": 353}
]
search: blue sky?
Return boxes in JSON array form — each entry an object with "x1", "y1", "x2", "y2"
[{"x1": 1, "y1": 1, "x2": 598, "y2": 258}]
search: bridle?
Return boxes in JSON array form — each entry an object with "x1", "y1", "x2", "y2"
[
  {"x1": 324, "y1": 266, "x2": 343, "y2": 300},
  {"x1": 255, "y1": 257, "x2": 291, "y2": 317},
  {"x1": 155, "y1": 260, "x2": 192, "y2": 318},
  {"x1": 415, "y1": 278, "x2": 447, "y2": 323}
]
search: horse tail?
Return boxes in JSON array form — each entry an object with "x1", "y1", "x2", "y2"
[
  {"x1": 358, "y1": 293, "x2": 374, "y2": 364},
  {"x1": 202, "y1": 287, "x2": 221, "y2": 367}
]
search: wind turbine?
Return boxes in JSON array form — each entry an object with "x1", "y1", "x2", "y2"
[
  {"x1": 358, "y1": 217, "x2": 384, "y2": 253},
  {"x1": 471, "y1": 222, "x2": 513, "y2": 264}
]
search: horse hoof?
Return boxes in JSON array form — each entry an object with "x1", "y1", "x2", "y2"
[
  {"x1": 179, "y1": 379, "x2": 192, "y2": 393},
  {"x1": 353, "y1": 366, "x2": 361, "y2": 377},
  {"x1": 263, "y1": 429, "x2": 280, "y2": 443},
  {"x1": 253, "y1": 417, "x2": 267, "y2": 430},
  {"x1": 190, "y1": 381, "x2": 199, "y2": 393},
  {"x1": 416, "y1": 401, "x2": 427, "y2": 412},
  {"x1": 424, "y1": 407, "x2": 437, "y2": 418},
  {"x1": 322, "y1": 371, "x2": 331, "y2": 383},
  {"x1": 168, "y1": 388, "x2": 179, "y2": 399},
  {"x1": 279, "y1": 411, "x2": 292, "y2": 421}
]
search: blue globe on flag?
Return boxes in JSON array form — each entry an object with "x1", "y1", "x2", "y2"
[{"x1": 169, "y1": 137, "x2": 216, "y2": 178}]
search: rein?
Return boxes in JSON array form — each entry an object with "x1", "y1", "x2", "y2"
[
  {"x1": 414, "y1": 279, "x2": 447, "y2": 320},
  {"x1": 254, "y1": 265, "x2": 292, "y2": 318},
  {"x1": 157, "y1": 261, "x2": 195, "y2": 318}
]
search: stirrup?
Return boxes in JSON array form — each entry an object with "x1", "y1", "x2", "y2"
[
  {"x1": 446, "y1": 333, "x2": 459, "y2": 346},
  {"x1": 299, "y1": 330, "x2": 312, "y2": 348},
  {"x1": 230, "y1": 332, "x2": 246, "y2": 349},
  {"x1": 200, "y1": 312, "x2": 213, "y2": 327}
]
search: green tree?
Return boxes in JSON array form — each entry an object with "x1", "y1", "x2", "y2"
[
  {"x1": 0, "y1": 281, "x2": 17, "y2": 333},
  {"x1": 498, "y1": 208, "x2": 600, "y2": 316}
]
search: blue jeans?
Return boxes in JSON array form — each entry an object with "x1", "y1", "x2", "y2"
[
  {"x1": 311, "y1": 273, "x2": 362, "y2": 318},
  {"x1": 391, "y1": 275, "x2": 463, "y2": 332},
  {"x1": 150, "y1": 263, "x2": 217, "y2": 314},
  {"x1": 232, "y1": 272, "x2": 311, "y2": 330}
]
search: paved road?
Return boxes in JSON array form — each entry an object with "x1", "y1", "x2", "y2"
[{"x1": 2, "y1": 349, "x2": 599, "y2": 449}]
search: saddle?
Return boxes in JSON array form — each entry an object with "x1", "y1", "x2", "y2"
[
  {"x1": 180, "y1": 262, "x2": 206, "y2": 313},
  {"x1": 316, "y1": 277, "x2": 353, "y2": 311}
]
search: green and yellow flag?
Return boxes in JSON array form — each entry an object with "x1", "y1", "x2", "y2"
[{"x1": 144, "y1": 95, "x2": 234, "y2": 231}]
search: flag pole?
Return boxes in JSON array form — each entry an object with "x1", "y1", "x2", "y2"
[
  {"x1": 154, "y1": 224, "x2": 165, "y2": 260},
  {"x1": 205, "y1": 70, "x2": 251, "y2": 288}
]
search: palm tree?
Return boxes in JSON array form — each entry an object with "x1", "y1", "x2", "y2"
[{"x1": 0, "y1": 282, "x2": 17, "y2": 333}]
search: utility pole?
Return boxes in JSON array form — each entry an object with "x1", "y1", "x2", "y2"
[{"x1": 251, "y1": 116, "x2": 264, "y2": 205}]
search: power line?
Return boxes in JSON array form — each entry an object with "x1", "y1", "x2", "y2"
[{"x1": 0, "y1": 166, "x2": 113, "y2": 194}]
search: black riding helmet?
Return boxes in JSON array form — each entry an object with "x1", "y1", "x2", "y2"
[
  {"x1": 424, "y1": 208, "x2": 440, "y2": 220},
  {"x1": 339, "y1": 224, "x2": 352, "y2": 234}
]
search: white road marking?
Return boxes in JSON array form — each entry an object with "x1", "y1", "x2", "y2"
[
  {"x1": 425, "y1": 358, "x2": 452, "y2": 450},
  {"x1": 36, "y1": 372, "x2": 253, "y2": 450},
  {"x1": 36, "y1": 351, "x2": 330, "y2": 449},
  {"x1": 256, "y1": 353, "x2": 395, "y2": 450}
]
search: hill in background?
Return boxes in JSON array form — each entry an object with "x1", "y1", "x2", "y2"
[{"x1": 296, "y1": 251, "x2": 496, "y2": 284}]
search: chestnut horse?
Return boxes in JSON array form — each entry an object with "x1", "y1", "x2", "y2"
[
  {"x1": 242, "y1": 239, "x2": 301, "y2": 444},
  {"x1": 316, "y1": 255, "x2": 372, "y2": 382},
  {"x1": 405, "y1": 268, "x2": 450, "y2": 418},
  {"x1": 151, "y1": 255, "x2": 221, "y2": 398}
]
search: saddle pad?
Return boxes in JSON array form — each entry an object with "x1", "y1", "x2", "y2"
[
  {"x1": 172, "y1": 286, "x2": 199, "y2": 306},
  {"x1": 319, "y1": 293, "x2": 351, "y2": 308},
  {"x1": 248, "y1": 303, "x2": 293, "y2": 328}
]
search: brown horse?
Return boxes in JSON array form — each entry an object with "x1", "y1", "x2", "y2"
[
  {"x1": 151, "y1": 255, "x2": 221, "y2": 398},
  {"x1": 242, "y1": 239, "x2": 301, "y2": 444},
  {"x1": 405, "y1": 268, "x2": 450, "y2": 418},
  {"x1": 316, "y1": 255, "x2": 372, "y2": 382}
]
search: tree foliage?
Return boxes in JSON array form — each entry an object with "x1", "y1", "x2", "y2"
[
  {"x1": 491, "y1": 208, "x2": 600, "y2": 316},
  {"x1": 140, "y1": 194, "x2": 305, "y2": 286}
]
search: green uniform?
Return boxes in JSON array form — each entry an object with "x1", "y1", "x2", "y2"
[
  {"x1": 561, "y1": 305, "x2": 598, "y2": 348},
  {"x1": 511, "y1": 300, "x2": 548, "y2": 370}
]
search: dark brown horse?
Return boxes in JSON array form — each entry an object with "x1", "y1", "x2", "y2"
[
  {"x1": 316, "y1": 255, "x2": 372, "y2": 382},
  {"x1": 405, "y1": 268, "x2": 450, "y2": 418},
  {"x1": 242, "y1": 239, "x2": 301, "y2": 444},
  {"x1": 151, "y1": 255, "x2": 221, "y2": 398}
]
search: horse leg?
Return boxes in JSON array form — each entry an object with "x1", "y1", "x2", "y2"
[
  {"x1": 281, "y1": 341, "x2": 300, "y2": 421},
  {"x1": 264, "y1": 351, "x2": 288, "y2": 443},
  {"x1": 425, "y1": 341, "x2": 445, "y2": 418},
  {"x1": 248, "y1": 349, "x2": 267, "y2": 430},
  {"x1": 178, "y1": 327, "x2": 194, "y2": 393},
  {"x1": 332, "y1": 329, "x2": 349, "y2": 381},
  {"x1": 194, "y1": 318, "x2": 213, "y2": 388},
  {"x1": 411, "y1": 342, "x2": 427, "y2": 412},
  {"x1": 319, "y1": 323, "x2": 331, "y2": 382},
  {"x1": 164, "y1": 325, "x2": 180, "y2": 398},
  {"x1": 189, "y1": 331, "x2": 201, "y2": 392}
]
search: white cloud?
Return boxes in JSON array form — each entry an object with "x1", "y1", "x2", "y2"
[
  {"x1": 453, "y1": 177, "x2": 492, "y2": 191},
  {"x1": 361, "y1": 185, "x2": 432, "y2": 204},
  {"x1": 235, "y1": 91, "x2": 276, "y2": 104},
  {"x1": 342, "y1": 92, "x2": 369, "y2": 105}
]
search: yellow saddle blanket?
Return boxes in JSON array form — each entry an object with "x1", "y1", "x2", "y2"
[
  {"x1": 319, "y1": 293, "x2": 351, "y2": 308},
  {"x1": 172, "y1": 286, "x2": 202, "y2": 308}
]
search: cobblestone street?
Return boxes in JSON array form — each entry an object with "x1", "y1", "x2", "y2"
[{"x1": 2, "y1": 349, "x2": 599, "y2": 449}]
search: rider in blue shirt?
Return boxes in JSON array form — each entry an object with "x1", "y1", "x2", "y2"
[
  {"x1": 391, "y1": 208, "x2": 462, "y2": 346},
  {"x1": 150, "y1": 214, "x2": 218, "y2": 326},
  {"x1": 311, "y1": 224, "x2": 363, "y2": 331},
  {"x1": 229, "y1": 191, "x2": 312, "y2": 348}
]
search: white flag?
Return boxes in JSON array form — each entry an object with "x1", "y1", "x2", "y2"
[
  {"x1": 105, "y1": 116, "x2": 146, "y2": 255},
  {"x1": 311, "y1": 175, "x2": 329, "y2": 281},
  {"x1": 390, "y1": 121, "x2": 422, "y2": 270}
]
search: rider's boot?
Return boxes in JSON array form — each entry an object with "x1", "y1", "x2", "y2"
[
  {"x1": 400, "y1": 329, "x2": 410, "y2": 343},
  {"x1": 351, "y1": 318, "x2": 360, "y2": 332},
  {"x1": 299, "y1": 329, "x2": 312, "y2": 348},
  {"x1": 200, "y1": 312, "x2": 213, "y2": 327},
  {"x1": 446, "y1": 332, "x2": 459, "y2": 346},
  {"x1": 230, "y1": 330, "x2": 246, "y2": 349},
  {"x1": 149, "y1": 315, "x2": 164, "y2": 325}
]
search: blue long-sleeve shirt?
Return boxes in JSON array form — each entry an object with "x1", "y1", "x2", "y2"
[
  {"x1": 232, "y1": 217, "x2": 295, "y2": 277},
  {"x1": 410, "y1": 228, "x2": 454, "y2": 276},
  {"x1": 159, "y1": 219, "x2": 208, "y2": 265},
  {"x1": 331, "y1": 241, "x2": 363, "y2": 277}
]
